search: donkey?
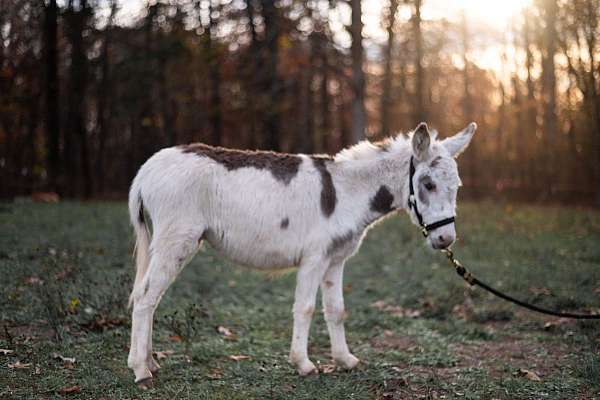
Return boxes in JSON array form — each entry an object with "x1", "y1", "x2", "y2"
[{"x1": 127, "y1": 121, "x2": 477, "y2": 387}]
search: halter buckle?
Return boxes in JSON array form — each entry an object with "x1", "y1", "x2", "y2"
[{"x1": 408, "y1": 195, "x2": 416, "y2": 209}]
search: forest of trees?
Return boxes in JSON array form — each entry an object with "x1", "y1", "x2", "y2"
[{"x1": 1, "y1": 0, "x2": 599, "y2": 205}]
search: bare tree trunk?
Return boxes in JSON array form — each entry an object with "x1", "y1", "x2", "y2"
[
  {"x1": 43, "y1": 0, "x2": 60, "y2": 193},
  {"x1": 339, "y1": 92, "x2": 351, "y2": 147},
  {"x1": 95, "y1": 0, "x2": 116, "y2": 195},
  {"x1": 460, "y1": 11, "x2": 479, "y2": 193},
  {"x1": 203, "y1": 0, "x2": 222, "y2": 146},
  {"x1": 319, "y1": 36, "x2": 330, "y2": 153},
  {"x1": 245, "y1": 0, "x2": 258, "y2": 45},
  {"x1": 138, "y1": 4, "x2": 159, "y2": 164},
  {"x1": 349, "y1": 0, "x2": 366, "y2": 143},
  {"x1": 242, "y1": 0, "x2": 258, "y2": 148},
  {"x1": 413, "y1": 0, "x2": 426, "y2": 124},
  {"x1": 26, "y1": 78, "x2": 40, "y2": 193},
  {"x1": 261, "y1": 0, "x2": 281, "y2": 150},
  {"x1": 158, "y1": 59, "x2": 173, "y2": 146},
  {"x1": 523, "y1": 10, "x2": 537, "y2": 185},
  {"x1": 298, "y1": 34, "x2": 315, "y2": 153},
  {"x1": 460, "y1": 12, "x2": 473, "y2": 122},
  {"x1": 65, "y1": 0, "x2": 92, "y2": 198},
  {"x1": 540, "y1": 0, "x2": 558, "y2": 192},
  {"x1": 512, "y1": 75, "x2": 527, "y2": 186},
  {"x1": 495, "y1": 82, "x2": 506, "y2": 154},
  {"x1": 380, "y1": 0, "x2": 398, "y2": 138}
]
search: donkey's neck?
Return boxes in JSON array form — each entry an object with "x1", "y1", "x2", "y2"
[{"x1": 330, "y1": 140, "x2": 412, "y2": 230}]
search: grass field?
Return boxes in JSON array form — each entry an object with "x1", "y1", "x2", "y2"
[{"x1": 1, "y1": 201, "x2": 599, "y2": 399}]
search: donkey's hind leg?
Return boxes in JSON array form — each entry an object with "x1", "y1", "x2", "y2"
[{"x1": 128, "y1": 227, "x2": 203, "y2": 387}]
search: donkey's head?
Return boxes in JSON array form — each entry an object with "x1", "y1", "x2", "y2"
[{"x1": 408, "y1": 122, "x2": 477, "y2": 250}]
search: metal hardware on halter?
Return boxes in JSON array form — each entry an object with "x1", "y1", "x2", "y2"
[
  {"x1": 441, "y1": 249, "x2": 474, "y2": 285},
  {"x1": 408, "y1": 157, "x2": 455, "y2": 236}
]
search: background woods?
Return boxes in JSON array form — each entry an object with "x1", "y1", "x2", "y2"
[{"x1": 1, "y1": 0, "x2": 599, "y2": 205}]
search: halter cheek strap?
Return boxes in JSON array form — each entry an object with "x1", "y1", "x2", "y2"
[{"x1": 408, "y1": 156, "x2": 456, "y2": 237}]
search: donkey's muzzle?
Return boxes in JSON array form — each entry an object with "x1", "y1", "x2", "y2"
[{"x1": 431, "y1": 234, "x2": 454, "y2": 250}]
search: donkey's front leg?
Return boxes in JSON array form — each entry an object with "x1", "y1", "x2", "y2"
[
  {"x1": 290, "y1": 257, "x2": 327, "y2": 375},
  {"x1": 321, "y1": 261, "x2": 359, "y2": 369}
]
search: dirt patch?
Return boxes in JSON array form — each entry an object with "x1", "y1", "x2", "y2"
[
  {"x1": 451, "y1": 337, "x2": 573, "y2": 379},
  {"x1": 0, "y1": 322, "x2": 55, "y2": 342},
  {"x1": 370, "y1": 364, "x2": 459, "y2": 399},
  {"x1": 371, "y1": 332, "x2": 418, "y2": 351}
]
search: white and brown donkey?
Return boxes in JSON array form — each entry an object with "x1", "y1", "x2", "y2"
[{"x1": 127, "y1": 122, "x2": 477, "y2": 387}]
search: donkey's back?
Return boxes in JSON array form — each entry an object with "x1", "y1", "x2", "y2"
[{"x1": 129, "y1": 144, "x2": 335, "y2": 271}]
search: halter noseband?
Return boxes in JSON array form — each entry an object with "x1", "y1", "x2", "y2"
[{"x1": 408, "y1": 156, "x2": 456, "y2": 237}]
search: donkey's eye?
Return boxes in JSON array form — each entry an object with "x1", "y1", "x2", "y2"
[{"x1": 424, "y1": 182, "x2": 436, "y2": 191}]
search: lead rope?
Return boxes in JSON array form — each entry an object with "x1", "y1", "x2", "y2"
[
  {"x1": 440, "y1": 248, "x2": 600, "y2": 320},
  {"x1": 408, "y1": 158, "x2": 599, "y2": 319}
]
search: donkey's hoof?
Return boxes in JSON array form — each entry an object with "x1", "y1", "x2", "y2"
[
  {"x1": 334, "y1": 353, "x2": 360, "y2": 370},
  {"x1": 136, "y1": 377, "x2": 154, "y2": 390},
  {"x1": 148, "y1": 358, "x2": 161, "y2": 375},
  {"x1": 297, "y1": 360, "x2": 318, "y2": 376}
]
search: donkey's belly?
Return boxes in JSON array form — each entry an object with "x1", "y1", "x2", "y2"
[{"x1": 204, "y1": 227, "x2": 301, "y2": 270}]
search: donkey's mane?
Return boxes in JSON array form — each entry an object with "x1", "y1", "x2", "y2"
[
  {"x1": 334, "y1": 135, "x2": 405, "y2": 162},
  {"x1": 334, "y1": 128, "x2": 440, "y2": 163}
]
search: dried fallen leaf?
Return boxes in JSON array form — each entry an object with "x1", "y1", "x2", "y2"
[
  {"x1": 24, "y1": 275, "x2": 44, "y2": 285},
  {"x1": 529, "y1": 287, "x2": 552, "y2": 296},
  {"x1": 169, "y1": 335, "x2": 182, "y2": 342},
  {"x1": 517, "y1": 368, "x2": 542, "y2": 382},
  {"x1": 321, "y1": 364, "x2": 336, "y2": 374},
  {"x1": 55, "y1": 266, "x2": 75, "y2": 281},
  {"x1": 402, "y1": 308, "x2": 421, "y2": 318},
  {"x1": 57, "y1": 385, "x2": 81, "y2": 395},
  {"x1": 217, "y1": 326, "x2": 233, "y2": 337},
  {"x1": 385, "y1": 305, "x2": 421, "y2": 318},
  {"x1": 32, "y1": 192, "x2": 59, "y2": 203},
  {"x1": 452, "y1": 303, "x2": 472, "y2": 320},
  {"x1": 81, "y1": 317, "x2": 127, "y2": 331},
  {"x1": 228, "y1": 355, "x2": 251, "y2": 361},
  {"x1": 8, "y1": 361, "x2": 31, "y2": 369},
  {"x1": 154, "y1": 350, "x2": 174, "y2": 360},
  {"x1": 370, "y1": 301, "x2": 420, "y2": 318},
  {"x1": 207, "y1": 368, "x2": 223, "y2": 379},
  {"x1": 543, "y1": 322, "x2": 556, "y2": 331},
  {"x1": 371, "y1": 300, "x2": 387, "y2": 310},
  {"x1": 52, "y1": 353, "x2": 76, "y2": 365},
  {"x1": 594, "y1": 287, "x2": 600, "y2": 294},
  {"x1": 0, "y1": 349, "x2": 13, "y2": 355}
]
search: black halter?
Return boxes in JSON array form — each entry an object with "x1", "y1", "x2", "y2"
[{"x1": 408, "y1": 156, "x2": 456, "y2": 237}]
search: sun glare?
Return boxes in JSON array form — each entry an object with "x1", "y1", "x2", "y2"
[
  {"x1": 451, "y1": 0, "x2": 532, "y2": 26},
  {"x1": 416, "y1": 0, "x2": 534, "y2": 78}
]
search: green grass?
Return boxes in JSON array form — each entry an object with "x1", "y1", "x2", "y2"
[{"x1": 1, "y1": 201, "x2": 599, "y2": 399}]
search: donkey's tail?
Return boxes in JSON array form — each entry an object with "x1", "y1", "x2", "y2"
[{"x1": 128, "y1": 184, "x2": 151, "y2": 308}]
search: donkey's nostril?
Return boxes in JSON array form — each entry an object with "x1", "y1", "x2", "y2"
[{"x1": 434, "y1": 234, "x2": 453, "y2": 249}]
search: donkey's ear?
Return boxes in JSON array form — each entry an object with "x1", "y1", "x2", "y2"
[
  {"x1": 411, "y1": 122, "x2": 431, "y2": 160},
  {"x1": 441, "y1": 122, "x2": 477, "y2": 158}
]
